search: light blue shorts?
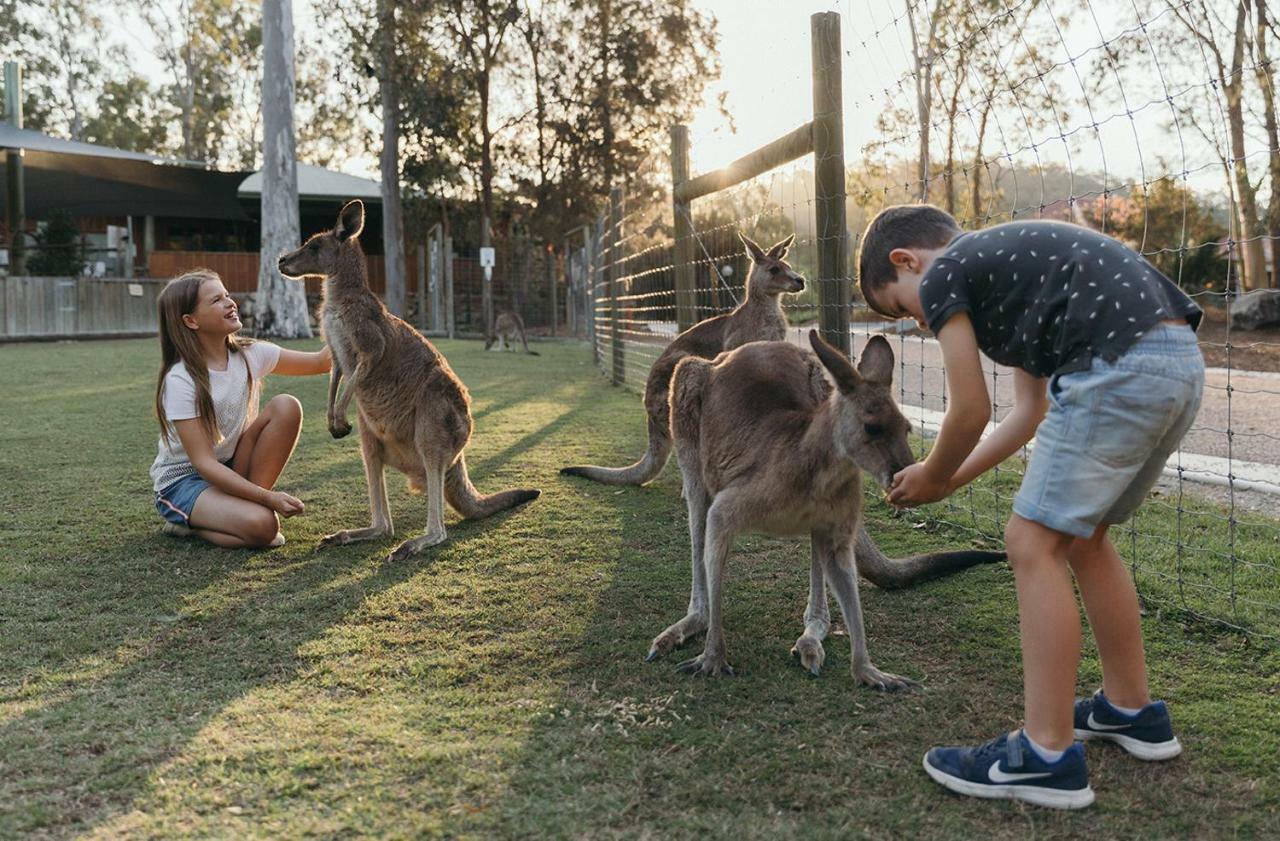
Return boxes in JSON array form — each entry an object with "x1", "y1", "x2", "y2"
[{"x1": 1012, "y1": 323, "x2": 1204, "y2": 539}]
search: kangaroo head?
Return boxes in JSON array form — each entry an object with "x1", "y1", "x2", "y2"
[
  {"x1": 808, "y1": 330, "x2": 915, "y2": 488},
  {"x1": 740, "y1": 232, "x2": 805, "y2": 298},
  {"x1": 277, "y1": 199, "x2": 365, "y2": 279}
]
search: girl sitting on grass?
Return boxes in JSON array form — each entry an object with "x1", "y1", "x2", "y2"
[{"x1": 150, "y1": 269, "x2": 330, "y2": 548}]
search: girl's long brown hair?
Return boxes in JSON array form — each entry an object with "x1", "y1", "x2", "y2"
[{"x1": 155, "y1": 269, "x2": 252, "y2": 447}]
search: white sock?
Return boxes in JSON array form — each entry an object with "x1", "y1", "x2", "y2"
[
  {"x1": 1102, "y1": 691, "x2": 1144, "y2": 717},
  {"x1": 1108, "y1": 700, "x2": 1143, "y2": 717},
  {"x1": 1023, "y1": 730, "x2": 1066, "y2": 763}
]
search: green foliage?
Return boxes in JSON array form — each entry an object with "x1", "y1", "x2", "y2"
[
  {"x1": 26, "y1": 209, "x2": 83, "y2": 276},
  {"x1": 1081, "y1": 177, "x2": 1229, "y2": 293}
]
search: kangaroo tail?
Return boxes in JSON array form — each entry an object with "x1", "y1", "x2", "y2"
[
  {"x1": 854, "y1": 524, "x2": 1005, "y2": 589},
  {"x1": 559, "y1": 415, "x2": 672, "y2": 485},
  {"x1": 445, "y1": 453, "x2": 540, "y2": 519}
]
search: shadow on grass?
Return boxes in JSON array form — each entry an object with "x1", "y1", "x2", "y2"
[{"x1": 0, "y1": 424, "x2": 559, "y2": 839}]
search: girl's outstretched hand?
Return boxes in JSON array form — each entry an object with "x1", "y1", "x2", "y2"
[{"x1": 267, "y1": 491, "x2": 305, "y2": 517}]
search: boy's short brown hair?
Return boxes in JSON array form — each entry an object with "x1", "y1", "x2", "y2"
[{"x1": 857, "y1": 205, "x2": 962, "y2": 313}]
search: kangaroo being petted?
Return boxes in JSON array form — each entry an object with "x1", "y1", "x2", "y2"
[
  {"x1": 648, "y1": 332, "x2": 981, "y2": 688},
  {"x1": 277, "y1": 200, "x2": 540, "y2": 560}
]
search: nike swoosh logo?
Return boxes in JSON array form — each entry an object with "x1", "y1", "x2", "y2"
[
  {"x1": 1087, "y1": 711, "x2": 1132, "y2": 731},
  {"x1": 988, "y1": 761, "x2": 1054, "y2": 783}
]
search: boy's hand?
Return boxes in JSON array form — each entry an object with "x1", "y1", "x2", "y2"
[{"x1": 888, "y1": 463, "x2": 951, "y2": 507}]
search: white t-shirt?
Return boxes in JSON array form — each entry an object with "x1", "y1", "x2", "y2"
[{"x1": 150, "y1": 342, "x2": 282, "y2": 492}]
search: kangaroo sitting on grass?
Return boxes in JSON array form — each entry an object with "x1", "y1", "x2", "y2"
[
  {"x1": 563, "y1": 231, "x2": 1001, "y2": 591},
  {"x1": 277, "y1": 200, "x2": 540, "y2": 561},
  {"x1": 649, "y1": 331, "x2": 962, "y2": 689},
  {"x1": 484, "y1": 310, "x2": 539, "y2": 355}
]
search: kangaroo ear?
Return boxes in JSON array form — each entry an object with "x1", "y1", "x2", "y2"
[
  {"x1": 766, "y1": 234, "x2": 795, "y2": 260},
  {"x1": 739, "y1": 231, "x2": 768, "y2": 264},
  {"x1": 808, "y1": 329, "x2": 862, "y2": 394},
  {"x1": 335, "y1": 200, "x2": 365, "y2": 242},
  {"x1": 857, "y1": 335, "x2": 895, "y2": 385}
]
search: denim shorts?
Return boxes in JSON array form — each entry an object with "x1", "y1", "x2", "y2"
[
  {"x1": 1012, "y1": 323, "x2": 1204, "y2": 539},
  {"x1": 154, "y1": 460, "x2": 230, "y2": 525}
]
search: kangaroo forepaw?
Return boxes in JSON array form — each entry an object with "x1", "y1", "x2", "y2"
[
  {"x1": 676, "y1": 653, "x2": 736, "y2": 677},
  {"x1": 791, "y1": 635, "x2": 826, "y2": 677},
  {"x1": 853, "y1": 662, "x2": 920, "y2": 692},
  {"x1": 328, "y1": 419, "x2": 352, "y2": 439}
]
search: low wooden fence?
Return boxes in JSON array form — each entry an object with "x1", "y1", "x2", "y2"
[
  {"x1": 148, "y1": 251, "x2": 416, "y2": 297},
  {"x1": 1, "y1": 276, "x2": 167, "y2": 339}
]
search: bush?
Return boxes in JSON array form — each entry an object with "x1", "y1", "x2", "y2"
[{"x1": 26, "y1": 210, "x2": 84, "y2": 277}]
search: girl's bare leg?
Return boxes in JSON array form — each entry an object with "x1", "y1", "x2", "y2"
[
  {"x1": 188, "y1": 488, "x2": 281, "y2": 548},
  {"x1": 231, "y1": 394, "x2": 303, "y2": 489}
]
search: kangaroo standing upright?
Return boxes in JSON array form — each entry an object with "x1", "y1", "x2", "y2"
[
  {"x1": 561, "y1": 232, "x2": 800, "y2": 485},
  {"x1": 277, "y1": 200, "x2": 540, "y2": 560},
  {"x1": 649, "y1": 332, "x2": 968, "y2": 689},
  {"x1": 485, "y1": 311, "x2": 539, "y2": 355}
]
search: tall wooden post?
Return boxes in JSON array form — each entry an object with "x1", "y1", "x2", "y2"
[
  {"x1": 548, "y1": 246, "x2": 558, "y2": 338},
  {"x1": 670, "y1": 125, "x2": 697, "y2": 332},
  {"x1": 608, "y1": 186, "x2": 625, "y2": 385},
  {"x1": 811, "y1": 11, "x2": 849, "y2": 355},
  {"x1": 444, "y1": 234, "x2": 455, "y2": 338},
  {"x1": 416, "y1": 241, "x2": 426, "y2": 330},
  {"x1": 4, "y1": 61, "x2": 26, "y2": 276}
]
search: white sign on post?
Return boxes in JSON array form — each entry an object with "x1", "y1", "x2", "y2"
[{"x1": 479, "y1": 247, "x2": 495, "y2": 268}]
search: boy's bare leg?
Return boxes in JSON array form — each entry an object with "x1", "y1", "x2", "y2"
[
  {"x1": 1005, "y1": 513, "x2": 1079, "y2": 751},
  {"x1": 1067, "y1": 524, "x2": 1151, "y2": 710}
]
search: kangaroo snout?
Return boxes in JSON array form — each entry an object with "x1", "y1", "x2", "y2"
[{"x1": 791, "y1": 276, "x2": 806, "y2": 292}]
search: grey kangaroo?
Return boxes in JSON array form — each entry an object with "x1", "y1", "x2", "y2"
[
  {"x1": 485, "y1": 310, "x2": 539, "y2": 355},
  {"x1": 649, "y1": 331, "x2": 956, "y2": 689},
  {"x1": 562, "y1": 232, "x2": 798, "y2": 485},
  {"x1": 277, "y1": 200, "x2": 539, "y2": 560},
  {"x1": 564, "y1": 231, "x2": 1001, "y2": 590}
]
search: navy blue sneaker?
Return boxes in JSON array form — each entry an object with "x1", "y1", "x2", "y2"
[
  {"x1": 923, "y1": 730, "x2": 1095, "y2": 809},
  {"x1": 1073, "y1": 690, "x2": 1182, "y2": 761}
]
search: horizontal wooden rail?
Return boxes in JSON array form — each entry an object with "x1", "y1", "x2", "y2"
[{"x1": 673, "y1": 122, "x2": 815, "y2": 204}]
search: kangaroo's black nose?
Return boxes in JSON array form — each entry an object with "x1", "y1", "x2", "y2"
[{"x1": 794, "y1": 278, "x2": 806, "y2": 290}]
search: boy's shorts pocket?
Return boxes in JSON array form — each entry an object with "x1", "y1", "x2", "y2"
[{"x1": 1083, "y1": 375, "x2": 1180, "y2": 469}]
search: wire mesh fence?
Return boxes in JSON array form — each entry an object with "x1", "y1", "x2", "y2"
[{"x1": 578, "y1": 3, "x2": 1280, "y2": 643}]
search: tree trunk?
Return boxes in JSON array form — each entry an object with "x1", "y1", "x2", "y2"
[
  {"x1": 1225, "y1": 1, "x2": 1266, "y2": 291},
  {"x1": 255, "y1": 0, "x2": 312, "y2": 338},
  {"x1": 598, "y1": 0, "x2": 614, "y2": 190},
  {"x1": 944, "y1": 65, "x2": 961, "y2": 216},
  {"x1": 479, "y1": 63, "x2": 495, "y2": 335},
  {"x1": 971, "y1": 105, "x2": 991, "y2": 220},
  {"x1": 379, "y1": 0, "x2": 406, "y2": 317},
  {"x1": 1255, "y1": 0, "x2": 1280, "y2": 286}
]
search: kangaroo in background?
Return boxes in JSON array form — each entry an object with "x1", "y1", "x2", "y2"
[
  {"x1": 561, "y1": 231, "x2": 799, "y2": 485},
  {"x1": 649, "y1": 331, "x2": 980, "y2": 689},
  {"x1": 277, "y1": 200, "x2": 540, "y2": 560},
  {"x1": 485, "y1": 310, "x2": 539, "y2": 355}
]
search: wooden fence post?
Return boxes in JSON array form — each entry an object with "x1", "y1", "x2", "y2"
[
  {"x1": 548, "y1": 245, "x2": 558, "y2": 338},
  {"x1": 444, "y1": 234, "x2": 455, "y2": 339},
  {"x1": 416, "y1": 241, "x2": 426, "y2": 330},
  {"x1": 811, "y1": 11, "x2": 850, "y2": 356},
  {"x1": 608, "y1": 186, "x2": 625, "y2": 385},
  {"x1": 670, "y1": 125, "x2": 697, "y2": 333}
]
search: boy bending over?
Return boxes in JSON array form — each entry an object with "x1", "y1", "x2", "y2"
[{"x1": 860, "y1": 205, "x2": 1202, "y2": 809}]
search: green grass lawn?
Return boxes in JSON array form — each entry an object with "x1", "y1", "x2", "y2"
[{"x1": 1, "y1": 337, "x2": 1277, "y2": 839}]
